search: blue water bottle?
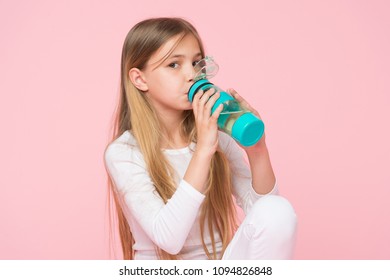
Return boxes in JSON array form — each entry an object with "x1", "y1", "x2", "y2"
[{"x1": 188, "y1": 56, "x2": 264, "y2": 147}]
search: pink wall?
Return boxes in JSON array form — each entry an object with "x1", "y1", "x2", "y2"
[{"x1": 1, "y1": 0, "x2": 389, "y2": 259}]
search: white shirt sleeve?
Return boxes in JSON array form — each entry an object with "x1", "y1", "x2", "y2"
[
  {"x1": 219, "y1": 132, "x2": 279, "y2": 215},
  {"x1": 104, "y1": 142, "x2": 205, "y2": 254}
]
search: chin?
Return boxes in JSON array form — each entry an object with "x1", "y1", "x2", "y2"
[{"x1": 182, "y1": 101, "x2": 192, "y2": 110}]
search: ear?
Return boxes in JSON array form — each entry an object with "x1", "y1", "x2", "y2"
[{"x1": 128, "y1": 68, "x2": 148, "y2": 91}]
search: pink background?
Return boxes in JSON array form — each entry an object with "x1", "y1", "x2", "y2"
[{"x1": 1, "y1": 0, "x2": 389, "y2": 259}]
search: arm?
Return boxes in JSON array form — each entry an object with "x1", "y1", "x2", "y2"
[
  {"x1": 104, "y1": 85, "x2": 222, "y2": 254},
  {"x1": 184, "y1": 88, "x2": 224, "y2": 193},
  {"x1": 245, "y1": 136, "x2": 276, "y2": 195},
  {"x1": 219, "y1": 131, "x2": 278, "y2": 215},
  {"x1": 104, "y1": 141, "x2": 205, "y2": 255},
  {"x1": 183, "y1": 150, "x2": 213, "y2": 193},
  {"x1": 226, "y1": 88, "x2": 276, "y2": 195}
]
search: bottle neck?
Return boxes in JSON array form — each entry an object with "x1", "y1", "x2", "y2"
[{"x1": 188, "y1": 79, "x2": 213, "y2": 102}]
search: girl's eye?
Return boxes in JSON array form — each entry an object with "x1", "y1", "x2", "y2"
[
  {"x1": 192, "y1": 60, "x2": 200, "y2": 67},
  {"x1": 168, "y1": 62, "x2": 179, "y2": 69}
]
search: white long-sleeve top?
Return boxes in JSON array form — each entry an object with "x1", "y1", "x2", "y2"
[{"x1": 104, "y1": 130, "x2": 278, "y2": 259}]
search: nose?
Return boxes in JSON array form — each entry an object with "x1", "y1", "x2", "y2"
[{"x1": 186, "y1": 64, "x2": 196, "y2": 83}]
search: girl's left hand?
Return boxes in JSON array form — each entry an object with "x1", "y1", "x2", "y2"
[{"x1": 226, "y1": 88, "x2": 267, "y2": 153}]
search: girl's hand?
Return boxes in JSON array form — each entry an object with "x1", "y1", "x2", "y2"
[
  {"x1": 226, "y1": 88, "x2": 267, "y2": 153},
  {"x1": 192, "y1": 88, "x2": 224, "y2": 157},
  {"x1": 184, "y1": 89, "x2": 223, "y2": 193}
]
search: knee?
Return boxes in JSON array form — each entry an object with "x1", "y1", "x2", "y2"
[{"x1": 247, "y1": 195, "x2": 297, "y2": 239}]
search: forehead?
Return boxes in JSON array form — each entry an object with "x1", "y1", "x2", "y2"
[{"x1": 148, "y1": 33, "x2": 201, "y2": 66}]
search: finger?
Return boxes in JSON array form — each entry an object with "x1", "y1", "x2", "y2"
[
  {"x1": 196, "y1": 90, "x2": 207, "y2": 119},
  {"x1": 204, "y1": 91, "x2": 220, "y2": 117},
  {"x1": 200, "y1": 87, "x2": 217, "y2": 103},
  {"x1": 198, "y1": 87, "x2": 216, "y2": 116},
  {"x1": 210, "y1": 103, "x2": 224, "y2": 123},
  {"x1": 192, "y1": 89, "x2": 204, "y2": 118},
  {"x1": 227, "y1": 88, "x2": 240, "y2": 99},
  {"x1": 227, "y1": 88, "x2": 262, "y2": 119},
  {"x1": 227, "y1": 88, "x2": 249, "y2": 107}
]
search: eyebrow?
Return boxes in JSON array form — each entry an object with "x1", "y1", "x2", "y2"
[{"x1": 167, "y1": 52, "x2": 202, "y2": 59}]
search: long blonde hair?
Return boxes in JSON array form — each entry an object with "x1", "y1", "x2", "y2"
[{"x1": 104, "y1": 17, "x2": 238, "y2": 260}]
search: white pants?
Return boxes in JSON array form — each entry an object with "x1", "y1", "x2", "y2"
[{"x1": 222, "y1": 195, "x2": 297, "y2": 260}]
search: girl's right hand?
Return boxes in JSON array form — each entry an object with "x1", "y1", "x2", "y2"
[{"x1": 192, "y1": 88, "x2": 224, "y2": 157}]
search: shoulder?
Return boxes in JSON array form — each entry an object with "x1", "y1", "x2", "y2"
[{"x1": 104, "y1": 130, "x2": 143, "y2": 165}]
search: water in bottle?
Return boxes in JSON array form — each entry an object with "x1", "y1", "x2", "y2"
[{"x1": 188, "y1": 56, "x2": 264, "y2": 147}]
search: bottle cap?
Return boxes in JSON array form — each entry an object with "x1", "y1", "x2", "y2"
[
  {"x1": 232, "y1": 113, "x2": 265, "y2": 146},
  {"x1": 188, "y1": 79, "x2": 213, "y2": 102}
]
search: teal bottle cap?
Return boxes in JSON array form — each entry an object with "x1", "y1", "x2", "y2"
[
  {"x1": 231, "y1": 112, "x2": 265, "y2": 146},
  {"x1": 188, "y1": 79, "x2": 212, "y2": 102},
  {"x1": 188, "y1": 79, "x2": 235, "y2": 114}
]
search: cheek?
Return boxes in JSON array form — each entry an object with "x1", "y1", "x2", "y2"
[
  {"x1": 146, "y1": 70, "x2": 179, "y2": 93},
  {"x1": 145, "y1": 74, "x2": 162, "y2": 92},
  {"x1": 149, "y1": 73, "x2": 167, "y2": 88}
]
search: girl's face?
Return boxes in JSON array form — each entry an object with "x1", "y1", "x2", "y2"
[{"x1": 141, "y1": 34, "x2": 202, "y2": 116}]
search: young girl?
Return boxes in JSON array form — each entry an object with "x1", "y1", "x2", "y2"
[{"x1": 104, "y1": 17, "x2": 297, "y2": 260}]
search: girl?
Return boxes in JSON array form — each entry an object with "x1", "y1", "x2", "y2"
[{"x1": 104, "y1": 17, "x2": 297, "y2": 260}]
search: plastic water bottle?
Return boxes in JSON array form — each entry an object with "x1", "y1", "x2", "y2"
[{"x1": 188, "y1": 56, "x2": 264, "y2": 147}]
